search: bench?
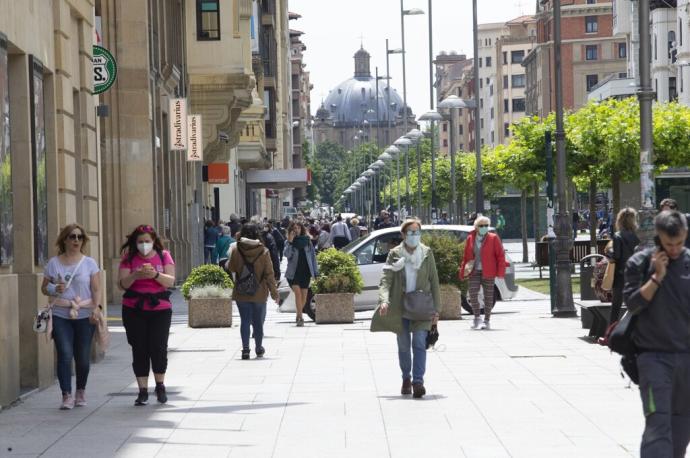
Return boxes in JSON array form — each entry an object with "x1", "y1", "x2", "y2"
[{"x1": 534, "y1": 239, "x2": 610, "y2": 278}]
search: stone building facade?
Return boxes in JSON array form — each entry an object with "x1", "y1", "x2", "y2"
[{"x1": 0, "y1": 0, "x2": 102, "y2": 407}]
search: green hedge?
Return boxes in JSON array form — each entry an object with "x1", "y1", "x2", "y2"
[
  {"x1": 422, "y1": 233, "x2": 467, "y2": 293},
  {"x1": 181, "y1": 264, "x2": 234, "y2": 300}
]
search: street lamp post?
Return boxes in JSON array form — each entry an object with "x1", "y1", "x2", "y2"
[
  {"x1": 400, "y1": 4, "x2": 424, "y2": 151},
  {"x1": 394, "y1": 136, "x2": 413, "y2": 216},
  {"x1": 419, "y1": 110, "x2": 443, "y2": 221},
  {"x1": 386, "y1": 145, "x2": 401, "y2": 219},
  {"x1": 472, "y1": 0, "x2": 484, "y2": 215},
  {"x1": 405, "y1": 129, "x2": 423, "y2": 217},
  {"x1": 386, "y1": 40, "x2": 403, "y2": 146},
  {"x1": 638, "y1": 0, "x2": 656, "y2": 246},
  {"x1": 553, "y1": 0, "x2": 576, "y2": 316}
]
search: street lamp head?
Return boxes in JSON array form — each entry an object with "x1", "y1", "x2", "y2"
[
  {"x1": 438, "y1": 94, "x2": 474, "y2": 109},
  {"x1": 418, "y1": 110, "x2": 443, "y2": 121},
  {"x1": 351, "y1": 182, "x2": 362, "y2": 189},
  {"x1": 374, "y1": 159, "x2": 386, "y2": 168},
  {"x1": 353, "y1": 135, "x2": 359, "y2": 140},
  {"x1": 364, "y1": 169, "x2": 376, "y2": 177},
  {"x1": 403, "y1": 8, "x2": 425, "y2": 15},
  {"x1": 384, "y1": 145, "x2": 401, "y2": 155},
  {"x1": 378, "y1": 152, "x2": 393, "y2": 162},
  {"x1": 357, "y1": 130, "x2": 364, "y2": 135},
  {"x1": 343, "y1": 188, "x2": 353, "y2": 194},
  {"x1": 394, "y1": 137, "x2": 412, "y2": 147},
  {"x1": 387, "y1": 48, "x2": 404, "y2": 55},
  {"x1": 404, "y1": 129, "x2": 423, "y2": 141}
]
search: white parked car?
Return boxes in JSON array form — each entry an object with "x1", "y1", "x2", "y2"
[{"x1": 278, "y1": 225, "x2": 518, "y2": 320}]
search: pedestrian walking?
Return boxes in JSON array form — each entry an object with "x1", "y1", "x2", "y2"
[
  {"x1": 495, "y1": 208, "x2": 506, "y2": 235},
  {"x1": 370, "y1": 218, "x2": 440, "y2": 398},
  {"x1": 330, "y1": 214, "x2": 352, "y2": 249},
  {"x1": 284, "y1": 221, "x2": 318, "y2": 327},
  {"x1": 269, "y1": 221, "x2": 285, "y2": 261},
  {"x1": 459, "y1": 216, "x2": 506, "y2": 330},
  {"x1": 317, "y1": 223, "x2": 333, "y2": 251},
  {"x1": 659, "y1": 197, "x2": 690, "y2": 248},
  {"x1": 203, "y1": 220, "x2": 219, "y2": 264},
  {"x1": 572, "y1": 210, "x2": 580, "y2": 240},
  {"x1": 438, "y1": 212, "x2": 450, "y2": 225},
  {"x1": 228, "y1": 214, "x2": 242, "y2": 239},
  {"x1": 623, "y1": 210, "x2": 690, "y2": 458},
  {"x1": 225, "y1": 224, "x2": 278, "y2": 360},
  {"x1": 41, "y1": 223, "x2": 101, "y2": 410},
  {"x1": 349, "y1": 217, "x2": 362, "y2": 241},
  {"x1": 608, "y1": 207, "x2": 639, "y2": 325},
  {"x1": 212, "y1": 225, "x2": 235, "y2": 264},
  {"x1": 118, "y1": 224, "x2": 176, "y2": 406}
]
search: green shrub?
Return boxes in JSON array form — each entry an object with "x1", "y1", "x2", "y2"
[
  {"x1": 312, "y1": 248, "x2": 364, "y2": 294},
  {"x1": 422, "y1": 233, "x2": 467, "y2": 293},
  {"x1": 182, "y1": 264, "x2": 233, "y2": 300}
]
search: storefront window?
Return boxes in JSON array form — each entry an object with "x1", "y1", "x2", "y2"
[
  {"x1": 0, "y1": 34, "x2": 12, "y2": 265},
  {"x1": 30, "y1": 56, "x2": 47, "y2": 266}
]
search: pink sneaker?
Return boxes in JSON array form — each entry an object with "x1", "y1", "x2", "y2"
[
  {"x1": 74, "y1": 389, "x2": 87, "y2": 407},
  {"x1": 60, "y1": 393, "x2": 74, "y2": 410}
]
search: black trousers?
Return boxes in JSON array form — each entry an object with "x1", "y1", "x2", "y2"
[{"x1": 122, "y1": 306, "x2": 172, "y2": 377}]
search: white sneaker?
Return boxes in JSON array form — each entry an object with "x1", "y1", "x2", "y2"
[
  {"x1": 471, "y1": 317, "x2": 483, "y2": 330},
  {"x1": 60, "y1": 393, "x2": 74, "y2": 410},
  {"x1": 482, "y1": 320, "x2": 491, "y2": 330}
]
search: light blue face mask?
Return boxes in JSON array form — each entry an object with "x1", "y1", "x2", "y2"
[
  {"x1": 478, "y1": 227, "x2": 489, "y2": 236},
  {"x1": 405, "y1": 234, "x2": 421, "y2": 248}
]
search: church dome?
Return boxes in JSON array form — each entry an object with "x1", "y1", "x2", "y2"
[{"x1": 322, "y1": 46, "x2": 409, "y2": 127}]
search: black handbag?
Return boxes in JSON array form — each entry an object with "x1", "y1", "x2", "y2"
[
  {"x1": 402, "y1": 290, "x2": 436, "y2": 321},
  {"x1": 607, "y1": 311, "x2": 637, "y2": 356},
  {"x1": 426, "y1": 324, "x2": 439, "y2": 349}
]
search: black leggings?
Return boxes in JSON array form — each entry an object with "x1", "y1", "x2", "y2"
[{"x1": 122, "y1": 306, "x2": 172, "y2": 377}]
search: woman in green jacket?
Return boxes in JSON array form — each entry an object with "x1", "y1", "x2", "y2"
[{"x1": 370, "y1": 218, "x2": 441, "y2": 398}]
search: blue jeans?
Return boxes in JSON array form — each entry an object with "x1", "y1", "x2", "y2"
[
  {"x1": 396, "y1": 318, "x2": 428, "y2": 384},
  {"x1": 204, "y1": 246, "x2": 214, "y2": 264},
  {"x1": 52, "y1": 316, "x2": 95, "y2": 394},
  {"x1": 637, "y1": 352, "x2": 690, "y2": 458},
  {"x1": 236, "y1": 301, "x2": 266, "y2": 350}
]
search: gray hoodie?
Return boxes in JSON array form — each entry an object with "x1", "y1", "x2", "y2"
[{"x1": 623, "y1": 247, "x2": 690, "y2": 353}]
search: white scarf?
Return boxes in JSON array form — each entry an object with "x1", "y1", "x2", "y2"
[{"x1": 388, "y1": 243, "x2": 423, "y2": 272}]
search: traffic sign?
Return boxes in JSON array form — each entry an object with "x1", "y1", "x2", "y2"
[{"x1": 93, "y1": 45, "x2": 117, "y2": 94}]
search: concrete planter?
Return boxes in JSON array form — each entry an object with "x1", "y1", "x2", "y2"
[
  {"x1": 315, "y1": 293, "x2": 355, "y2": 324},
  {"x1": 188, "y1": 297, "x2": 233, "y2": 328},
  {"x1": 439, "y1": 285, "x2": 462, "y2": 320}
]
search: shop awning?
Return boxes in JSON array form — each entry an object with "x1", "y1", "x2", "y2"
[{"x1": 245, "y1": 169, "x2": 310, "y2": 189}]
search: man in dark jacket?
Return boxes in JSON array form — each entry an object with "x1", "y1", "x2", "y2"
[
  {"x1": 623, "y1": 210, "x2": 690, "y2": 458},
  {"x1": 268, "y1": 221, "x2": 285, "y2": 261},
  {"x1": 260, "y1": 225, "x2": 281, "y2": 281}
]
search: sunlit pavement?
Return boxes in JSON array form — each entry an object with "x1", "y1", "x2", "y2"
[{"x1": 0, "y1": 285, "x2": 655, "y2": 458}]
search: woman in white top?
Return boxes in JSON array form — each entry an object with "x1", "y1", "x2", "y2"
[{"x1": 41, "y1": 223, "x2": 101, "y2": 410}]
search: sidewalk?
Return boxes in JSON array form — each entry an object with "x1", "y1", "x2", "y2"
[{"x1": 0, "y1": 288, "x2": 650, "y2": 458}]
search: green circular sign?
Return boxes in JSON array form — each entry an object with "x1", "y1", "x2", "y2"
[{"x1": 93, "y1": 45, "x2": 117, "y2": 94}]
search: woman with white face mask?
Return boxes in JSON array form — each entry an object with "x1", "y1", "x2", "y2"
[
  {"x1": 459, "y1": 215, "x2": 506, "y2": 330},
  {"x1": 118, "y1": 224, "x2": 176, "y2": 406},
  {"x1": 370, "y1": 218, "x2": 441, "y2": 398}
]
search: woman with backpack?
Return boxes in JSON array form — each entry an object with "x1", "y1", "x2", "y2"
[
  {"x1": 226, "y1": 224, "x2": 278, "y2": 360},
  {"x1": 609, "y1": 207, "x2": 640, "y2": 325}
]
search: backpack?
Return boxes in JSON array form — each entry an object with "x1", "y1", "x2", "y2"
[
  {"x1": 234, "y1": 250, "x2": 261, "y2": 296},
  {"x1": 591, "y1": 255, "x2": 613, "y2": 303}
]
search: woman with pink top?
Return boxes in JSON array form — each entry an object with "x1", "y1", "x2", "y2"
[{"x1": 118, "y1": 224, "x2": 176, "y2": 406}]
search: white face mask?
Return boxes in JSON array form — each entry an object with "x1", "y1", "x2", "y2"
[
  {"x1": 405, "y1": 234, "x2": 421, "y2": 248},
  {"x1": 137, "y1": 242, "x2": 154, "y2": 256}
]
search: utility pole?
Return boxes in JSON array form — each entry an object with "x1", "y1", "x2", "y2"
[
  {"x1": 553, "y1": 0, "x2": 576, "y2": 316},
  {"x1": 428, "y1": 0, "x2": 436, "y2": 222},
  {"x1": 638, "y1": 0, "x2": 656, "y2": 246},
  {"x1": 473, "y1": 0, "x2": 484, "y2": 215}
]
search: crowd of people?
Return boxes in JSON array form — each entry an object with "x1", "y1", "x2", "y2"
[{"x1": 38, "y1": 197, "x2": 690, "y2": 457}]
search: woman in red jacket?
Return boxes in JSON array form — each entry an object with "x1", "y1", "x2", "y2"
[{"x1": 459, "y1": 216, "x2": 506, "y2": 330}]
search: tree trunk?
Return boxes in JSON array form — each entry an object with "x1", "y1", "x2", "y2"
[
  {"x1": 612, "y1": 172, "x2": 621, "y2": 226},
  {"x1": 521, "y1": 189, "x2": 529, "y2": 263},
  {"x1": 589, "y1": 179, "x2": 597, "y2": 251},
  {"x1": 533, "y1": 182, "x2": 540, "y2": 241}
]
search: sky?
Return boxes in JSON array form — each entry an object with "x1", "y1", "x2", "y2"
[{"x1": 288, "y1": 0, "x2": 535, "y2": 118}]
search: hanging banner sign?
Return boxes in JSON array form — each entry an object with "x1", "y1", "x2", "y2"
[
  {"x1": 169, "y1": 98, "x2": 188, "y2": 150},
  {"x1": 187, "y1": 114, "x2": 203, "y2": 161}
]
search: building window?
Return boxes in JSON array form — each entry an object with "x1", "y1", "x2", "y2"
[
  {"x1": 585, "y1": 16, "x2": 598, "y2": 34},
  {"x1": 480, "y1": 98, "x2": 483, "y2": 109},
  {"x1": 491, "y1": 107, "x2": 495, "y2": 119},
  {"x1": 458, "y1": 124, "x2": 463, "y2": 135},
  {"x1": 503, "y1": 51, "x2": 507, "y2": 64},
  {"x1": 669, "y1": 31, "x2": 677, "y2": 62},
  {"x1": 29, "y1": 56, "x2": 48, "y2": 265},
  {"x1": 512, "y1": 98, "x2": 525, "y2": 112},
  {"x1": 443, "y1": 139, "x2": 448, "y2": 147},
  {"x1": 680, "y1": 19, "x2": 683, "y2": 46},
  {"x1": 503, "y1": 75, "x2": 508, "y2": 88},
  {"x1": 670, "y1": 77, "x2": 678, "y2": 101},
  {"x1": 511, "y1": 50, "x2": 525, "y2": 64},
  {"x1": 490, "y1": 84, "x2": 494, "y2": 96},
  {"x1": 479, "y1": 58, "x2": 482, "y2": 68},
  {"x1": 480, "y1": 78, "x2": 483, "y2": 88},
  {"x1": 654, "y1": 34, "x2": 658, "y2": 61},
  {"x1": 197, "y1": 0, "x2": 221, "y2": 40},
  {"x1": 587, "y1": 0, "x2": 596, "y2": 3},
  {"x1": 586, "y1": 74, "x2": 599, "y2": 92},
  {"x1": 0, "y1": 34, "x2": 11, "y2": 265},
  {"x1": 442, "y1": 123, "x2": 448, "y2": 132},
  {"x1": 504, "y1": 98, "x2": 509, "y2": 112},
  {"x1": 619, "y1": 72, "x2": 628, "y2": 78},
  {"x1": 511, "y1": 74, "x2": 526, "y2": 88},
  {"x1": 491, "y1": 131, "x2": 495, "y2": 143},
  {"x1": 585, "y1": 45, "x2": 598, "y2": 61},
  {"x1": 504, "y1": 123, "x2": 510, "y2": 137},
  {"x1": 480, "y1": 118, "x2": 484, "y2": 129},
  {"x1": 618, "y1": 42, "x2": 627, "y2": 59},
  {"x1": 459, "y1": 143, "x2": 464, "y2": 150},
  {"x1": 486, "y1": 56, "x2": 492, "y2": 67},
  {"x1": 486, "y1": 77, "x2": 490, "y2": 85}
]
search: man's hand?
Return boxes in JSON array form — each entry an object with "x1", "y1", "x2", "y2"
[
  {"x1": 379, "y1": 303, "x2": 389, "y2": 316},
  {"x1": 432, "y1": 313, "x2": 439, "y2": 325},
  {"x1": 652, "y1": 249, "x2": 669, "y2": 281}
]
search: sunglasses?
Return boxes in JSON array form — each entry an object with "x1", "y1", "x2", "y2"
[
  {"x1": 477, "y1": 225, "x2": 489, "y2": 228},
  {"x1": 68, "y1": 234, "x2": 84, "y2": 241}
]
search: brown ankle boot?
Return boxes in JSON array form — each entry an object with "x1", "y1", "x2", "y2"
[
  {"x1": 401, "y1": 378, "x2": 412, "y2": 395},
  {"x1": 412, "y1": 382, "x2": 426, "y2": 399}
]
